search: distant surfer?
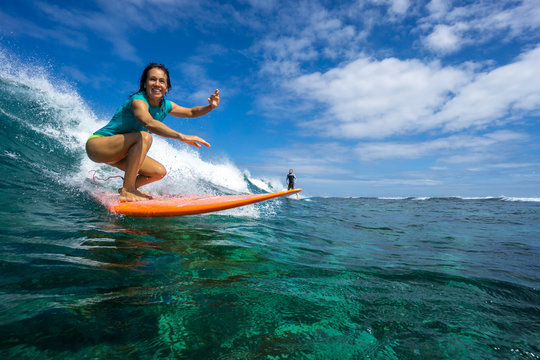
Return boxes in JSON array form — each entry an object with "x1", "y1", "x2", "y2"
[
  {"x1": 286, "y1": 169, "x2": 296, "y2": 191},
  {"x1": 86, "y1": 63, "x2": 219, "y2": 202},
  {"x1": 286, "y1": 169, "x2": 299, "y2": 198}
]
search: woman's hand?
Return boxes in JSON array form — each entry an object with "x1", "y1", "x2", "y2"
[
  {"x1": 169, "y1": 89, "x2": 220, "y2": 118},
  {"x1": 208, "y1": 89, "x2": 220, "y2": 109},
  {"x1": 181, "y1": 135, "x2": 210, "y2": 148}
]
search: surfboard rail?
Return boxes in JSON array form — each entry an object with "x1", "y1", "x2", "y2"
[{"x1": 96, "y1": 188, "x2": 302, "y2": 217}]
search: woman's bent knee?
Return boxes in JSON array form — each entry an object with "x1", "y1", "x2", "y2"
[
  {"x1": 140, "y1": 162, "x2": 166, "y2": 179},
  {"x1": 156, "y1": 165, "x2": 167, "y2": 179}
]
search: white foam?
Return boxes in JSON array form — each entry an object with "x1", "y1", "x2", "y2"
[
  {"x1": 247, "y1": 176, "x2": 273, "y2": 192},
  {"x1": 448, "y1": 196, "x2": 540, "y2": 202},
  {"x1": 457, "y1": 196, "x2": 498, "y2": 200},
  {"x1": 2, "y1": 151, "x2": 19, "y2": 160},
  {"x1": 501, "y1": 196, "x2": 540, "y2": 202}
]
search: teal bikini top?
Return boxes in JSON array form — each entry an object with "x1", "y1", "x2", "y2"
[{"x1": 94, "y1": 92, "x2": 172, "y2": 137}]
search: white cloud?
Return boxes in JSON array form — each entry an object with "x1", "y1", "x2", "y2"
[
  {"x1": 355, "y1": 131, "x2": 528, "y2": 161},
  {"x1": 422, "y1": 0, "x2": 540, "y2": 54},
  {"x1": 479, "y1": 0, "x2": 540, "y2": 36},
  {"x1": 426, "y1": 0, "x2": 450, "y2": 19},
  {"x1": 423, "y1": 23, "x2": 466, "y2": 53},
  {"x1": 289, "y1": 56, "x2": 469, "y2": 138},
  {"x1": 389, "y1": 0, "x2": 410, "y2": 16},
  {"x1": 261, "y1": 37, "x2": 317, "y2": 62},
  {"x1": 435, "y1": 46, "x2": 540, "y2": 132},
  {"x1": 490, "y1": 162, "x2": 539, "y2": 169},
  {"x1": 369, "y1": 0, "x2": 410, "y2": 17},
  {"x1": 442, "y1": 153, "x2": 498, "y2": 164},
  {"x1": 288, "y1": 45, "x2": 540, "y2": 139},
  {"x1": 255, "y1": 4, "x2": 358, "y2": 76}
]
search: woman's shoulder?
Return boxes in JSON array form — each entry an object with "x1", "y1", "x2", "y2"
[
  {"x1": 130, "y1": 91, "x2": 147, "y2": 102},
  {"x1": 163, "y1": 98, "x2": 173, "y2": 113},
  {"x1": 127, "y1": 92, "x2": 151, "y2": 110}
]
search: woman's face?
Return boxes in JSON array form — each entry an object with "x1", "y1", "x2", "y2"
[{"x1": 145, "y1": 68, "x2": 168, "y2": 103}]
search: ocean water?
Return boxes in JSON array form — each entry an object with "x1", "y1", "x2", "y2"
[{"x1": 1, "y1": 53, "x2": 540, "y2": 359}]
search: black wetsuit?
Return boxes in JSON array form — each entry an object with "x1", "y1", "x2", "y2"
[{"x1": 286, "y1": 173, "x2": 296, "y2": 190}]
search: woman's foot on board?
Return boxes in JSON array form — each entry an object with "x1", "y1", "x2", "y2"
[
  {"x1": 118, "y1": 187, "x2": 151, "y2": 199},
  {"x1": 119, "y1": 187, "x2": 151, "y2": 202}
]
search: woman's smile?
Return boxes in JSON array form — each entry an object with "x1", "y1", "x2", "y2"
[{"x1": 145, "y1": 68, "x2": 168, "y2": 105}]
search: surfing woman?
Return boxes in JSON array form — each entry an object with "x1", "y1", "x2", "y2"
[{"x1": 86, "y1": 63, "x2": 219, "y2": 202}]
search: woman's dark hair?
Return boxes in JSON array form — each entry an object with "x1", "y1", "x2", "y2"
[{"x1": 135, "y1": 63, "x2": 172, "y2": 95}]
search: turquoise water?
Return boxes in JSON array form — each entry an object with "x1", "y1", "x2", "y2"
[{"x1": 1, "y1": 59, "x2": 539, "y2": 359}]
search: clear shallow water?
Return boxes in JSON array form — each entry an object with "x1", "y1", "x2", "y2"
[
  {"x1": 1, "y1": 53, "x2": 539, "y2": 359},
  {"x1": 1, "y1": 192, "x2": 539, "y2": 359}
]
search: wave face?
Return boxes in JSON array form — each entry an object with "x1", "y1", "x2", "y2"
[{"x1": 0, "y1": 50, "x2": 283, "y2": 217}]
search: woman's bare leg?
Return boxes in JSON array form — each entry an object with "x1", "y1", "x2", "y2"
[
  {"x1": 86, "y1": 132, "x2": 164, "y2": 201},
  {"x1": 110, "y1": 155, "x2": 167, "y2": 189}
]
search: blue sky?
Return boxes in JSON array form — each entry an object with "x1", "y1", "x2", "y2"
[{"x1": 1, "y1": 0, "x2": 539, "y2": 197}]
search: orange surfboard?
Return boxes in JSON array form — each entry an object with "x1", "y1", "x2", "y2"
[{"x1": 96, "y1": 189, "x2": 302, "y2": 217}]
